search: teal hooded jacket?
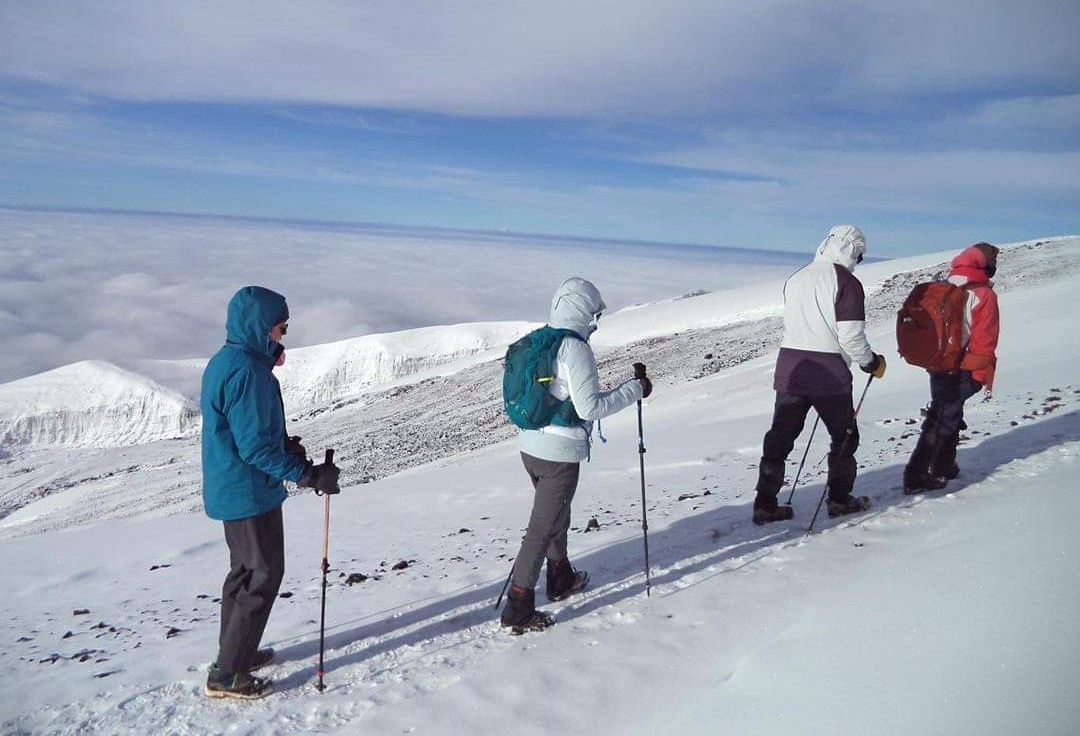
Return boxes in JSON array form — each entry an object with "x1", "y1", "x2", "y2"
[{"x1": 201, "y1": 286, "x2": 307, "y2": 521}]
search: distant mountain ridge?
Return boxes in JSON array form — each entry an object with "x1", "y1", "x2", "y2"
[
  {"x1": 0, "y1": 321, "x2": 534, "y2": 449},
  {"x1": 0, "y1": 360, "x2": 197, "y2": 447},
  {"x1": 4, "y1": 237, "x2": 1079, "y2": 451}
]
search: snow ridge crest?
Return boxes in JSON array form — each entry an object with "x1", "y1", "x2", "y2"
[{"x1": 0, "y1": 322, "x2": 535, "y2": 448}]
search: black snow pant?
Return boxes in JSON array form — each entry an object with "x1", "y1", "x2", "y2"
[
  {"x1": 216, "y1": 505, "x2": 285, "y2": 676},
  {"x1": 921, "y1": 370, "x2": 982, "y2": 441},
  {"x1": 510, "y1": 453, "x2": 580, "y2": 591},
  {"x1": 906, "y1": 370, "x2": 983, "y2": 479},
  {"x1": 756, "y1": 391, "x2": 858, "y2": 507}
]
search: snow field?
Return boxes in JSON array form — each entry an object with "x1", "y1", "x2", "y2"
[{"x1": 0, "y1": 237, "x2": 1078, "y2": 734}]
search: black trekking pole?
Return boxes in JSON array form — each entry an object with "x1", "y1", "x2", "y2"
[
  {"x1": 783, "y1": 414, "x2": 820, "y2": 506},
  {"x1": 494, "y1": 562, "x2": 514, "y2": 610},
  {"x1": 807, "y1": 375, "x2": 873, "y2": 534},
  {"x1": 315, "y1": 448, "x2": 334, "y2": 692},
  {"x1": 634, "y1": 363, "x2": 652, "y2": 597}
]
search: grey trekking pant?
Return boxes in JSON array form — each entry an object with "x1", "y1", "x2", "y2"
[
  {"x1": 216, "y1": 505, "x2": 285, "y2": 675},
  {"x1": 510, "y1": 453, "x2": 580, "y2": 590}
]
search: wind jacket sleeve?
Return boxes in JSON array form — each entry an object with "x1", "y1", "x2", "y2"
[
  {"x1": 835, "y1": 268, "x2": 875, "y2": 367},
  {"x1": 224, "y1": 366, "x2": 307, "y2": 483},
  {"x1": 560, "y1": 339, "x2": 643, "y2": 421},
  {"x1": 960, "y1": 287, "x2": 1000, "y2": 389}
]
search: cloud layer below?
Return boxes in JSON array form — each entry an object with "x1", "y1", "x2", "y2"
[{"x1": 0, "y1": 208, "x2": 805, "y2": 384}]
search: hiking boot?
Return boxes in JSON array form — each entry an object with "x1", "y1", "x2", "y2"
[
  {"x1": 209, "y1": 647, "x2": 275, "y2": 675},
  {"x1": 904, "y1": 432, "x2": 950, "y2": 494},
  {"x1": 503, "y1": 610, "x2": 557, "y2": 636},
  {"x1": 248, "y1": 647, "x2": 275, "y2": 672},
  {"x1": 826, "y1": 495, "x2": 871, "y2": 518},
  {"x1": 903, "y1": 473, "x2": 948, "y2": 495},
  {"x1": 501, "y1": 584, "x2": 555, "y2": 634},
  {"x1": 752, "y1": 505, "x2": 794, "y2": 526},
  {"x1": 931, "y1": 433, "x2": 960, "y2": 480},
  {"x1": 204, "y1": 670, "x2": 272, "y2": 700},
  {"x1": 934, "y1": 463, "x2": 959, "y2": 481},
  {"x1": 546, "y1": 558, "x2": 589, "y2": 602}
]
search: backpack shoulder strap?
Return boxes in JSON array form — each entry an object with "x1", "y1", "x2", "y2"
[
  {"x1": 550, "y1": 327, "x2": 584, "y2": 342},
  {"x1": 544, "y1": 327, "x2": 585, "y2": 360},
  {"x1": 543, "y1": 327, "x2": 585, "y2": 427}
]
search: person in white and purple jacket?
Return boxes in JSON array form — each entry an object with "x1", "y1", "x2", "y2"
[{"x1": 751, "y1": 225, "x2": 886, "y2": 525}]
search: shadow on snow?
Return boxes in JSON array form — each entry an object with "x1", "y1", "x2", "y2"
[{"x1": 272, "y1": 409, "x2": 1080, "y2": 692}]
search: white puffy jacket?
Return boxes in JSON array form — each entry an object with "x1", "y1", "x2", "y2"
[
  {"x1": 773, "y1": 225, "x2": 875, "y2": 396},
  {"x1": 518, "y1": 277, "x2": 644, "y2": 463}
]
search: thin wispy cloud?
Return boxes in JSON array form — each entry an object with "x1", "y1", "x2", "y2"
[
  {"x1": 3, "y1": 2, "x2": 1076, "y2": 117},
  {"x1": 0, "y1": 1, "x2": 1076, "y2": 253}
]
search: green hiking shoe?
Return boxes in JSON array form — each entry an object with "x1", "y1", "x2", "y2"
[{"x1": 204, "y1": 669, "x2": 272, "y2": 700}]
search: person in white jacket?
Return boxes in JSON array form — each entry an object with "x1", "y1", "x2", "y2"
[
  {"x1": 752, "y1": 225, "x2": 886, "y2": 525},
  {"x1": 502, "y1": 277, "x2": 652, "y2": 634}
]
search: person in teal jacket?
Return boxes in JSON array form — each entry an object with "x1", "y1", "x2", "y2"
[{"x1": 201, "y1": 286, "x2": 339, "y2": 700}]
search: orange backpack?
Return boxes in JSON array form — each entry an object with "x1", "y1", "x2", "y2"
[{"x1": 896, "y1": 282, "x2": 969, "y2": 370}]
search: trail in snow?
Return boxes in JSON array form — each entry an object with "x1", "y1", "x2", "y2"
[{"x1": 3, "y1": 388, "x2": 1077, "y2": 734}]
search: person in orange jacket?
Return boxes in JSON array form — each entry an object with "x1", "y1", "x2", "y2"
[{"x1": 903, "y1": 243, "x2": 1000, "y2": 493}]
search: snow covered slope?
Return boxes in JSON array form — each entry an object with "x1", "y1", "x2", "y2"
[
  {"x1": 0, "y1": 236, "x2": 1077, "y2": 735},
  {"x1": 0, "y1": 361, "x2": 198, "y2": 448},
  {"x1": 274, "y1": 321, "x2": 535, "y2": 409},
  {"x1": 0, "y1": 321, "x2": 535, "y2": 449}
]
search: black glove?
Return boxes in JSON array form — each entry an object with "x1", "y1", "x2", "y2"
[
  {"x1": 639, "y1": 376, "x2": 653, "y2": 398},
  {"x1": 860, "y1": 353, "x2": 886, "y2": 379},
  {"x1": 633, "y1": 362, "x2": 653, "y2": 398},
  {"x1": 299, "y1": 460, "x2": 341, "y2": 495},
  {"x1": 285, "y1": 435, "x2": 307, "y2": 459}
]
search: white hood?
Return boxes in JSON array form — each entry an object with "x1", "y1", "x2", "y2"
[
  {"x1": 814, "y1": 225, "x2": 867, "y2": 272},
  {"x1": 548, "y1": 277, "x2": 606, "y2": 339}
]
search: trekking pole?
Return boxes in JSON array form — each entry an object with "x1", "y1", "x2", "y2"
[
  {"x1": 315, "y1": 448, "x2": 334, "y2": 692},
  {"x1": 783, "y1": 414, "x2": 820, "y2": 506},
  {"x1": 634, "y1": 362, "x2": 652, "y2": 597},
  {"x1": 494, "y1": 562, "x2": 514, "y2": 609},
  {"x1": 810, "y1": 373, "x2": 876, "y2": 470},
  {"x1": 807, "y1": 375, "x2": 873, "y2": 534}
]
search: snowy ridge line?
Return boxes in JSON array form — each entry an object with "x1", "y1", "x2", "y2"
[
  {"x1": 275, "y1": 320, "x2": 537, "y2": 410},
  {"x1": 0, "y1": 236, "x2": 1073, "y2": 454},
  {"x1": 0, "y1": 321, "x2": 535, "y2": 450},
  {"x1": 0, "y1": 360, "x2": 199, "y2": 448}
]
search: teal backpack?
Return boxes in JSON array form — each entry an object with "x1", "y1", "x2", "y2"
[{"x1": 503, "y1": 326, "x2": 584, "y2": 430}]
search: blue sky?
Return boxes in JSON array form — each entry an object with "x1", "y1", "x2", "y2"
[{"x1": 1, "y1": 0, "x2": 1078, "y2": 256}]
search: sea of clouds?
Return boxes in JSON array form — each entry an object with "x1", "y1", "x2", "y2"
[{"x1": 0, "y1": 207, "x2": 806, "y2": 384}]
